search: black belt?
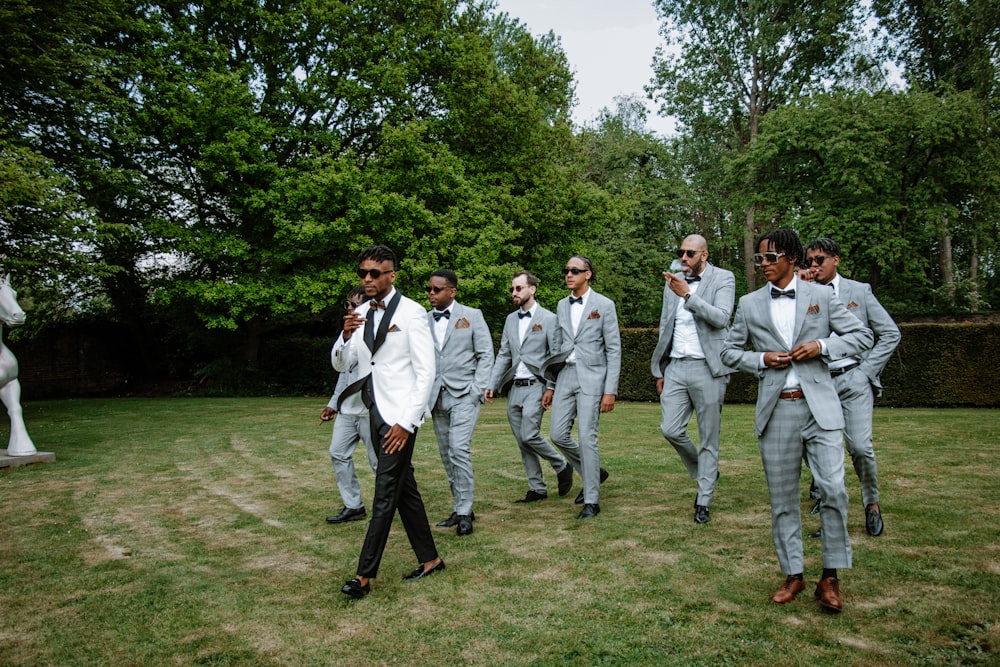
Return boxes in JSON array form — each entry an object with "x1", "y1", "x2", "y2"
[
  {"x1": 829, "y1": 362, "x2": 860, "y2": 377},
  {"x1": 513, "y1": 378, "x2": 537, "y2": 387}
]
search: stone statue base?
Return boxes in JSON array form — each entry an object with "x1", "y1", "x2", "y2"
[{"x1": 0, "y1": 450, "x2": 55, "y2": 469}]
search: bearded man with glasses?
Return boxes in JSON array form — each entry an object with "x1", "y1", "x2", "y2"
[
  {"x1": 542, "y1": 255, "x2": 621, "y2": 519},
  {"x1": 804, "y1": 238, "x2": 900, "y2": 538},
  {"x1": 486, "y1": 271, "x2": 573, "y2": 505},
  {"x1": 650, "y1": 234, "x2": 736, "y2": 524},
  {"x1": 723, "y1": 229, "x2": 873, "y2": 613}
]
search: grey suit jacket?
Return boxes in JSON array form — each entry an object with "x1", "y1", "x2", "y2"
[
  {"x1": 489, "y1": 305, "x2": 561, "y2": 395},
  {"x1": 722, "y1": 280, "x2": 874, "y2": 436},
  {"x1": 428, "y1": 302, "x2": 494, "y2": 410},
  {"x1": 834, "y1": 276, "x2": 900, "y2": 391},
  {"x1": 650, "y1": 263, "x2": 737, "y2": 379},
  {"x1": 543, "y1": 289, "x2": 621, "y2": 396}
]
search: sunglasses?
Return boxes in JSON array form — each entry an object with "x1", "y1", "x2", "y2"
[
  {"x1": 424, "y1": 285, "x2": 449, "y2": 294},
  {"x1": 677, "y1": 249, "x2": 701, "y2": 258},
  {"x1": 562, "y1": 267, "x2": 588, "y2": 275},
  {"x1": 357, "y1": 268, "x2": 391, "y2": 279},
  {"x1": 511, "y1": 285, "x2": 528, "y2": 293},
  {"x1": 752, "y1": 251, "x2": 787, "y2": 266},
  {"x1": 804, "y1": 256, "x2": 830, "y2": 267},
  {"x1": 344, "y1": 301, "x2": 363, "y2": 310}
]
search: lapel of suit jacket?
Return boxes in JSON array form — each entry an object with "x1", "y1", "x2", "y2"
[
  {"x1": 441, "y1": 303, "x2": 461, "y2": 349},
  {"x1": 791, "y1": 282, "x2": 811, "y2": 344},
  {"x1": 509, "y1": 312, "x2": 524, "y2": 363},
  {"x1": 573, "y1": 291, "x2": 597, "y2": 341},
  {"x1": 757, "y1": 287, "x2": 785, "y2": 347},
  {"x1": 372, "y1": 291, "x2": 401, "y2": 355}
]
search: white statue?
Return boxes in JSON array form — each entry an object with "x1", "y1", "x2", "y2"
[{"x1": 0, "y1": 275, "x2": 36, "y2": 456}]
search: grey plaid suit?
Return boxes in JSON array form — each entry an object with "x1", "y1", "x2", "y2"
[
  {"x1": 428, "y1": 303, "x2": 494, "y2": 516},
  {"x1": 488, "y1": 305, "x2": 569, "y2": 494},
  {"x1": 723, "y1": 279, "x2": 873, "y2": 574},
  {"x1": 828, "y1": 277, "x2": 900, "y2": 506},
  {"x1": 650, "y1": 263, "x2": 736, "y2": 507}
]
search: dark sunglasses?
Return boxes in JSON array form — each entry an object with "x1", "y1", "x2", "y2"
[
  {"x1": 752, "y1": 251, "x2": 787, "y2": 266},
  {"x1": 804, "y1": 256, "x2": 830, "y2": 267},
  {"x1": 344, "y1": 301, "x2": 363, "y2": 310},
  {"x1": 677, "y1": 249, "x2": 701, "y2": 258},
  {"x1": 424, "y1": 285, "x2": 449, "y2": 294},
  {"x1": 357, "y1": 268, "x2": 391, "y2": 279},
  {"x1": 511, "y1": 285, "x2": 528, "y2": 293},
  {"x1": 562, "y1": 267, "x2": 588, "y2": 275}
]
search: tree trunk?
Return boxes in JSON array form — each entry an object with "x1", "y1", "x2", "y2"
[
  {"x1": 938, "y1": 218, "x2": 954, "y2": 306},
  {"x1": 970, "y1": 234, "x2": 980, "y2": 312},
  {"x1": 744, "y1": 205, "x2": 757, "y2": 292}
]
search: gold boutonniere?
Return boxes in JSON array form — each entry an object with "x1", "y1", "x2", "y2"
[
  {"x1": 531, "y1": 323, "x2": 543, "y2": 332},
  {"x1": 807, "y1": 304, "x2": 820, "y2": 315},
  {"x1": 587, "y1": 309, "x2": 601, "y2": 320},
  {"x1": 455, "y1": 317, "x2": 470, "y2": 329},
  {"x1": 847, "y1": 301, "x2": 859, "y2": 309}
]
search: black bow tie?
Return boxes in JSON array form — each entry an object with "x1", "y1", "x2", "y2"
[
  {"x1": 433, "y1": 310, "x2": 450, "y2": 321},
  {"x1": 770, "y1": 288, "x2": 795, "y2": 299},
  {"x1": 569, "y1": 296, "x2": 583, "y2": 305},
  {"x1": 685, "y1": 275, "x2": 701, "y2": 283},
  {"x1": 518, "y1": 310, "x2": 531, "y2": 319},
  {"x1": 369, "y1": 300, "x2": 386, "y2": 310}
]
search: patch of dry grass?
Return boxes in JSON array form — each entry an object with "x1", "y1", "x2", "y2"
[{"x1": 0, "y1": 398, "x2": 997, "y2": 665}]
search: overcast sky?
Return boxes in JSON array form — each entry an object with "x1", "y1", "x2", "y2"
[{"x1": 493, "y1": 0, "x2": 675, "y2": 136}]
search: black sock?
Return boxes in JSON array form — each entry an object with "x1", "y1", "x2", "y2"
[
  {"x1": 790, "y1": 572, "x2": 803, "y2": 581},
  {"x1": 822, "y1": 568, "x2": 837, "y2": 580}
]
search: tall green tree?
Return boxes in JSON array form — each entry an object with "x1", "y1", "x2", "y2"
[
  {"x1": 872, "y1": 0, "x2": 1000, "y2": 307},
  {"x1": 735, "y1": 89, "x2": 1000, "y2": 313},
  {"x1": 649, "y1": 0, "x2": 860, "y2": 289}
]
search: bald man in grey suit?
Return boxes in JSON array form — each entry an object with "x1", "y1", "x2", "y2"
[
  {"x1": 723, "y1": 229, "x2": 872, "y2": 613},
  {"x1": 651, "y1": 234, "x2": 736, "y2": 524}
]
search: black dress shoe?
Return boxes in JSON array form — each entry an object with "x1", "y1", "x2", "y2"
[
  {"x1": 403, "y1": 559, "x2": 445, "y2": 581},
  {"x1": 437, "y1": 511, "x2": 475, "y2": 527},
  {"x1": 577, "y1": 503, "x2": 600, "y2": 519},
  {"x1": 810, "y1": 500, "x2": 821, "y2": 515},
  {"x1": 515, "y1": 490, "x2": 548, "y2": 503},
  {"x1": 575, "y1": 468, "x2": 610, "y2": 504},
  {"x1": 456, "y1": 514, "x2": 473, "y2": 535},
  {"x1": 327, "y1": 506, "x2": 366, "y2": 524},
  {"x1": 865, "y1": 504, "x2": 884, "y2": 536},
  {"x1": 341, "y1": 578, "x2": 370, "y2": 599},
  {"x1": 557, "y1": 465, "x2": 573, "y2": 496},
  {"x1": 808, "y1": 528, "x2": 822, "y2": 539},
  {"x1": 694, "y1": 505, "x2": 711, "y2": 524}
]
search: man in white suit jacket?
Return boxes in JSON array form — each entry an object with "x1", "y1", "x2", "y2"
[
  {"x1": 723, "y1": 230, "x2": 872, "y2": 613},
  {"x1": 425, "y1": 269, "x2": 494, "y2": 536},
  {"x1": 332, "y1": 245, "x2": 443, "y2": 599},
  {"x1": 806, "y1": 238, "x2": 901, "y2": 537},
  {"x1": 543, "y1": 255, "x2": 621, "y2": 520},
  {"x1": 650, "y1": 234, "x2": 736, "y2": 524},
  {"x1": 486, "y1": 271, "x2": 573, "y2": 503}
]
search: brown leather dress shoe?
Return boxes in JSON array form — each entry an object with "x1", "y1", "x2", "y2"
[
  {"x1": 814, "y1": 576, "x2": 843, "y2": 613},
  {"x1": 771, "y1": 575, "x2": 806, "y2": 603}
]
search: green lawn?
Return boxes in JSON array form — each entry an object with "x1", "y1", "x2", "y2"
[{"x1": 1, "y1": 398, "x2": 997, "y2": 666}]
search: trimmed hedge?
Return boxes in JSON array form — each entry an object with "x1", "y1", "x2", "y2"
[{"x1": 14, "y1": 322, "x2": 1000, "y2": 407}]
